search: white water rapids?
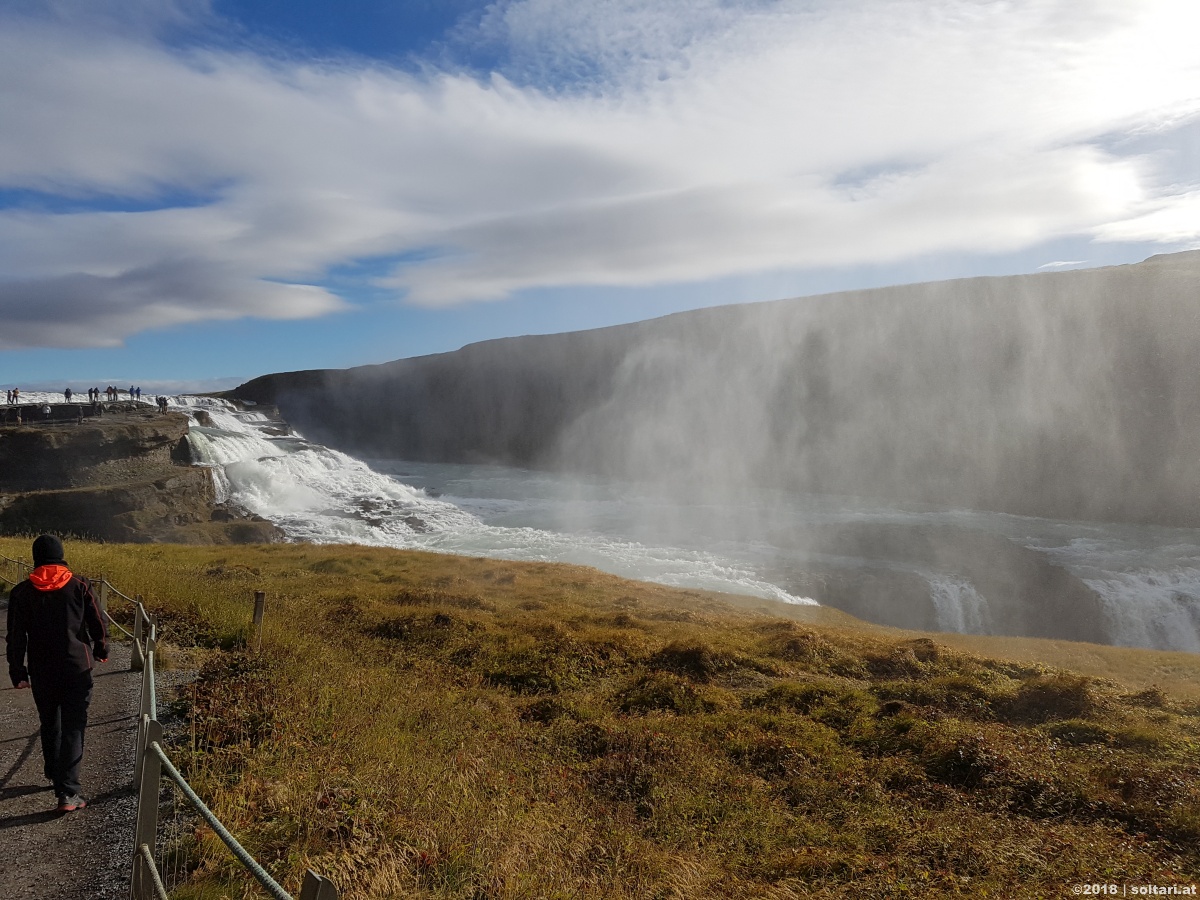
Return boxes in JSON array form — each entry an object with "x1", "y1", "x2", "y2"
[{"x1": 179, "y1": 395, "x2": 810, "y2": 605}]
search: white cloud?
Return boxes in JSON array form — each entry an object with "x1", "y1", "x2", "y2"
[
  {"x1": 1094, "y1": 190, "x2": 1200, "y2": 246},
  {"x1": 0, "y1": 0, "x2": 1198, "y2": 345},
  {"x1": 0, "y1": 260, "x2": 346, "y2": 351}
]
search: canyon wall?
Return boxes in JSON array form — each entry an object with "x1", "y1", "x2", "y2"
[{"x1": 234, "y1": 250, "x2": 1200, "y2": 528}]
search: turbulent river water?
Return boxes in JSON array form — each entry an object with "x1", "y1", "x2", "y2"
[{"x1": 171, "y1": 395, "x2": 1200, "y2": 653}]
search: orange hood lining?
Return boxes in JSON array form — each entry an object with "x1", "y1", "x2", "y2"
[{"x1": 30, "y1": 564, "x2": 73, "y2": 591}]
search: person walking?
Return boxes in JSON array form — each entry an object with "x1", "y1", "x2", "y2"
[{"x1": 6, "y1": 535, "x2": 109, "y2": 812}]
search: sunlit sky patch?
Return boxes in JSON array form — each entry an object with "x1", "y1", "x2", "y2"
[{"x1": 1, "y1": 0, "x2": 1197, "y2": 389}]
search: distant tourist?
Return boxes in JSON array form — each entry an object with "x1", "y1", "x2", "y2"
[
  {"x1": 6, "y1": 535, "x2": 108, "y2": 813},
  {"x1": 12, "y1": 387, "x2": 19, "y2": 404},
  {"x1": 135, "y1": 386, "x2": 142, "y2": 401},
  {"x1": 5, "y1": 389, "x2": 10, "y2": 404},
  {"x1": 156, "y1": 395, "x2": 169, "y2": 413},
  {"x1": 64, "y1": 388, "x2": 72, "y2": 402},
  {"x1": 42, "y1": 404, "x2": 52, "y2": 419}
]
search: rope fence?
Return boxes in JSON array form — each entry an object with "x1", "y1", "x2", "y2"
[{"x1": 0, "y1": 553, "x2": 339, "y2": 900}]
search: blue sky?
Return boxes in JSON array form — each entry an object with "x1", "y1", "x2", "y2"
[{"x1": 1, "y1": 0, "x2": 1198, "y2": 392}]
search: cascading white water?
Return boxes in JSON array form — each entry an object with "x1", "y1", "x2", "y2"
[
  {"x1": 1031, "y1": 536, "x2": 1200, "y2": 652},
  {"x1": 175, "y1": 395, "x2": 811, "y2": 605},
  {"x1": 925, "y1": 573, "x2": 991, "y2": 635}
]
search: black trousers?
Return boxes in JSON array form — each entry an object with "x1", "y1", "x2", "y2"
[{"x1": 31, "y1": 672, "x2": 93, "y2": 799}]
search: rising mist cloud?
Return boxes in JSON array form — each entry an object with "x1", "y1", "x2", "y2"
[{"x1": 0, "y1": 0, "x2": 1197, "y2": 346}]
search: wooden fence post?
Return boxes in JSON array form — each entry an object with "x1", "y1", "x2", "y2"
[
  {"x1": 300, "y1": 870, "x2": 339, "y2": 900},
  {"x1": 253, "y1": 591, "x2": 266, "y2": 651}
]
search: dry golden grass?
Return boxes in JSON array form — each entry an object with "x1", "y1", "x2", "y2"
[{"x1": 3, "y1": 537, "x2": 1198, "y2": 899}]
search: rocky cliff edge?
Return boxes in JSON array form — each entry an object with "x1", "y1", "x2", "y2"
[{"x1": 0, "y1": 404, "x2": 281, "y2": 544}]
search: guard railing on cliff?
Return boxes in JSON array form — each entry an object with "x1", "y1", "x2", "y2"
[{"x1": 0, "y1": 555, "x2": 339, "y2": 900}]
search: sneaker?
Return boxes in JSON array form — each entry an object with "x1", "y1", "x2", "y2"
[{"x1": 57, "y1": 795, "x2": 86, "y2": 812}]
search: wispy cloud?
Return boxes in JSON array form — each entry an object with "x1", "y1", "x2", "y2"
[{"x1": 1, "y1": 0, "x2": 1198, "y2": 348}]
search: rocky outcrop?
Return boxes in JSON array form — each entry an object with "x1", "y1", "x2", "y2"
[
  {"x1": 0, "y1": 407, "x2": 193, "y2": 492},
  {"x1": 0, "y1": 406, "x2": 281, "y2": 544}
]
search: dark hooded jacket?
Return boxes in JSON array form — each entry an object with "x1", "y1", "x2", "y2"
[{"x1": 7, "y1": 565, "x2": 109, "y2": 686}]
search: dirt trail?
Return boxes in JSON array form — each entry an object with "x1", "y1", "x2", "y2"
[{"x1": 0, "y1": 598, "x2": 138, "y2": 899}]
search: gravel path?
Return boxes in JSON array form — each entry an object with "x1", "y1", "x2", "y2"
[{"x1": 0, "y1": 598, "x2": 138, "y2": 900}]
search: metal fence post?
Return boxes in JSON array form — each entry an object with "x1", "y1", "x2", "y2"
[
  {"x1": 300, "y1": 870, "x2": 339, "y2": 900},
  {"x1": 130, "y1": 717, "x2": 163, "y2": 900},
  {"x1": 131, "y1": 597, "x2": 145, "y2": 672},
  {"x1": 253, "y1": 591, "x2": 266, "y2": 651},
  {"x1": 98, "y1": 576, "x2": 109, "y2": 618},
  {"x1": 134, "y1": 655, "x2": 153, "y2": 785}
]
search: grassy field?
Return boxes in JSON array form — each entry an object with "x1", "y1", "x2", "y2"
[{"x1": 3, "y1": 537, "x2": 1198, "y2": 899}]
